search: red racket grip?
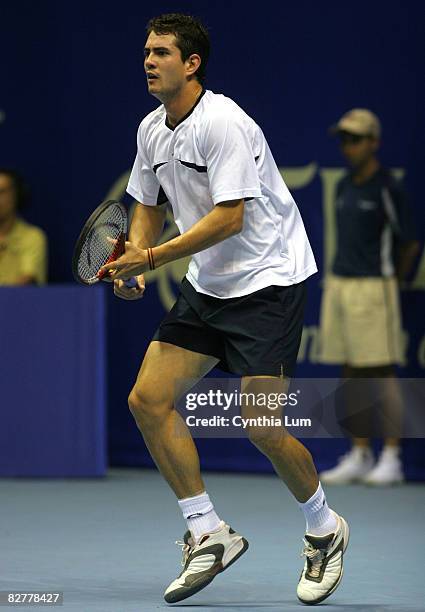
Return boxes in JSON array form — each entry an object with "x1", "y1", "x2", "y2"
[
  {"x1": 97, "y1": 234, "x2": 125, "y2": 281},
  {"x1": 97, "y1": 235, "x2": 138, "y2": 288}
]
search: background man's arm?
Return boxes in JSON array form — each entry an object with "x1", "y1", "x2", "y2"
[{"x1": 395, "y1": 240, "x2": 421, "y2": 283}]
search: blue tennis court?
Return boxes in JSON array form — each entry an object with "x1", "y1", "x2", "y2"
[{"x1": 1, "y1": 470, "x2": 424, "y2": 611}]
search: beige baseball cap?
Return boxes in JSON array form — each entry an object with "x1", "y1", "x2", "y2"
[{"x1": 330, "y1": 108, "x2": 381, "y2": 138}]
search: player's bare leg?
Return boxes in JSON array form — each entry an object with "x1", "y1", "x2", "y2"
[
  {"x1": 241, "y1": 376, "x2": 318, "y2": 501},
  {"x1": 128, "y1": 341, "x2": 218, "y2": 498},
  {"x1": 129, "y1": 341, "x2": 249, "y2": 603},
  {"x1": 242, "y1": 375, "x2": 349, "y2": 605}
]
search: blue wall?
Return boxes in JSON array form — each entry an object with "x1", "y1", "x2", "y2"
[{"x1": 2, "y1": 0, "x2": 424, "y2": 474}]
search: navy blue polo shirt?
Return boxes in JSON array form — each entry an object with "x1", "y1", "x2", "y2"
[{"x1": 332, "y1": 168, "x2": 414, "y2": 277}]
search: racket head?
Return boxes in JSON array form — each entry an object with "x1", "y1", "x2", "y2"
[{"x1": 72, "y1": 199, "x2": 128, "y2": 285}]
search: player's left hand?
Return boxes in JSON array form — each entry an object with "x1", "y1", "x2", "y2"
[{"x1": 99, "y1": 241, "x2": 150, "y2": 279}]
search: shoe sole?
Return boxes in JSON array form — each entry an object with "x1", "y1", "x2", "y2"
[
  {"x1": 164, "y1": 537, "x2": 249, "y2": 604},
  {"x1": 362, "y1": 478, "x2": 404, "y2": 486},
  {"x1": 298, "y1": 515, "x2": 350, "y2": 606}
]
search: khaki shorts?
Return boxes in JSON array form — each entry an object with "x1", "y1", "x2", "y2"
[{"x1": 319, "y1": 275, "x2": 403, "y2": 366}]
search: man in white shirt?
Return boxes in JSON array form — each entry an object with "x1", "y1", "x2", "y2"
[{"x1": 101, "y1": 13, "x2": 348, "y2": 606}]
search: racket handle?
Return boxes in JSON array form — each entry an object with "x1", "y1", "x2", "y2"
[{"x1": 124, "y1": 277, "x2": 138, "y2": 288}]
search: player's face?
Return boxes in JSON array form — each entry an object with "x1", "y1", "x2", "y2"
[
  {"x1": 0, "y1": 174, "x2": 17, "y2": 223},
  {"x1": 339, "y1": 132, "x2": 379, "y2": 170},
  {"x1": 144, "y1": 32, "x2": 188, "y2": 101}
]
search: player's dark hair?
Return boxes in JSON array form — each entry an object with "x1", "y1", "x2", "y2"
[
  {"x1": 0, "y1": 168, "x2": 30, "y2": 210},
  {"x1": 146, "y1": 13, "x2": 210, "y2": 83}
]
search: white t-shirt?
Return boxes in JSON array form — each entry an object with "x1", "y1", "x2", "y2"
[{"x1": 127, "y1": 89, "x2": 317, "y2": 298}]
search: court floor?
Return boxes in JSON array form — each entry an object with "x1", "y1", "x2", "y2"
[{"x1": 1, "y1": 469, "x2": 424, "y2": 611}]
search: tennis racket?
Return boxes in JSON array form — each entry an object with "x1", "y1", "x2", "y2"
[{"x1": 72, "y1": 199, "x2": 137, "y2": 287}]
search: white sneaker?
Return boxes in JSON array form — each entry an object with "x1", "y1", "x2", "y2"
[
  {"x1": 297, "y1": 510, "x2": 349, "y2": 605},
  {"x1": 164, "y1": 520, "x2": 249, "y2": 603},
  {"x1": 319, "y1": 447, "x2": 374, "y2": 484},
  {"x1": 361, "y1": 447, "x2": 404, "y2": 485}
]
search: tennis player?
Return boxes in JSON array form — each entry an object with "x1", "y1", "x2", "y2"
[{"x1": 101, "y1": 13, "x2": 349, "y2": 605}]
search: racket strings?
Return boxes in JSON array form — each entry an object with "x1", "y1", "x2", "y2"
[{"x1": 77, "y1": 205, "x2": 127, "y2": 283}]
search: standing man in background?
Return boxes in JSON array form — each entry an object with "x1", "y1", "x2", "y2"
[
  {"x1": 319, "y1": 109, "x2": 419, "y2": 485},
  {"x1": 0, "y1": 169, "x2": 47, "y2": 285}
]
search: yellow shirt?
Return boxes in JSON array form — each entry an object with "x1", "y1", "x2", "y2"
[{"x1": 0, "y1": 218, "x2": 48, "y2": 285}]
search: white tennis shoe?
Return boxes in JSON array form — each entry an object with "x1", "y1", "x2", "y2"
[
  {"x1": 319, "y1": 447, "x2": 374, "y2": 484},
  {"x1": 361, "y1": 447, "x2": 404, "y2": 485},
  {"x1": 164, "y1": 520, "x2": 249, "y2": 603},
  {"x1": 297, "y1": 510, "x2": 349, "y2": 605}
]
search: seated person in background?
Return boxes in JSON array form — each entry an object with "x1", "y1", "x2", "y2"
[{"x1": 0, "y1": 169, "x2": 47, "y2": 285}]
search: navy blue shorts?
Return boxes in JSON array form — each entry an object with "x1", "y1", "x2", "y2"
[{"x1": 153, "y1": 278, "x2": 306, "y2": 377}]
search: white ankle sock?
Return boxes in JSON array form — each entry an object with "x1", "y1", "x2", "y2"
[
  {"x1": 353, "y1": 445, "x2": 372, "y2": 459},
  {"x1": 178, "y1": 492, "x2": 221, "y2": 542},
  {"x1": 298, "y1": 482, "x2": 338, "y2": 536},
  {"x1": 381, "y1": 445, "x2": 400, "y2": 459}
]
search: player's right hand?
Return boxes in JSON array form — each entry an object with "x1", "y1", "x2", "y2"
[{"x1": 114, "y1": 275, "x2": 145, "y2": 300}]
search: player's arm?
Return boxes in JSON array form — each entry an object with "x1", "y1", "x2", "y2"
[
  {"x1": 128, "y1": 201, "x2": 167, "y2": 249},
  {"x1": 113, "y1": 201, "x2": 167, "y2": 300},
  {"x1": 154, "y1": 198, "x2": 243, "y2": 267},
  {"x1": 103, "y1": 198, "x2": 244, "y2": 280}
]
